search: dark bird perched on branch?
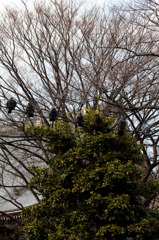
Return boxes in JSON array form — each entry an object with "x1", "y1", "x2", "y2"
[
  {"x1": 144, "y1": 126, "x2": 151, "y2": 137},
  {"x1": 142, "y1": 123, "x2": 151, "y2": 137},
  {"x1": 49, "y1": 107, "x2": 58, "y2": 121},
  {"x1": 117, "y1": 118, "x2": 126, "y2": 136},
  {"x1": 7, "y1": 97, "x2": 17, "y2": 113},
  {"x1": 26, "y1": 102, "x2": 35, "y2": 117},
  {"x1": 94, "y1": 114, "x2": 103, "y2": 131},
  {"x1": 76, "y1": 112, "x2": 84, "y2": 127},
  {"x1": 93, "y1": 96, "x2": 98, "y2": 110}
]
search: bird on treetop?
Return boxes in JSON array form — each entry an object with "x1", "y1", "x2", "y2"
[
  {"x1": 76, "y1": 112, "x2": 84, "y2": 127},
  {"x1": 49, "y1": 107, "x2": 58, "y2": 121},
  {"x1": 117, "y1": 118, "x2": 126, "y2": 136},
  {"x1": 144, "y1": 126, "x2": 151, "y2": 137},
  {"x1": 26, "y1": 102, "x2": 35, "y2": 118},
  {"x1": 7, "y1": 97, "x2": 17, "y2": 113},
  {"x1": 94, "y1": 114, "x2": 103, "y2": 131},
  {"x1": 142, "y1": 123, "x2": 151, "y2": 138}
]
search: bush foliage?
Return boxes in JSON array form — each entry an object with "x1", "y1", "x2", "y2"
[{"x1": 23, "y1": 110, "x2": 159, "y2": 240}]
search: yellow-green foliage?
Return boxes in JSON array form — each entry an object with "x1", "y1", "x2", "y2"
[{"x1": 23, "y1": 110, "x2": 159, "y2": 240}]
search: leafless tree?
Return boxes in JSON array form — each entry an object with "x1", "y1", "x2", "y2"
[
  {"x1": 104, "y1": 0, "x2": 159, "y2": 182},
  {"x1": 0, "y1": 0, "x2": 158, "y2": 227}
]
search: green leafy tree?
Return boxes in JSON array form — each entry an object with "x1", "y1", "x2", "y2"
[{"x1": 23, "y1": 110, "x2": 159, "y2": 240}]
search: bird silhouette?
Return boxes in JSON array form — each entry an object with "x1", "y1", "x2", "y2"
[
  {"x1": 117, "y1": 118, "x2": 126, "y2": 136},
  {"x1": 76, "y1": 112, "x2": 84, "y2": 127},
  {"x1": 143, "y1": 126, "x2": 151, "y2": 137},
  {"x1": 26, "y1": 103, "x2": 35, "y2": 117},
  {"x1": 94, "y1": 114, "x2": 103, "y2": 131},
  {"x1": 49, "y1": 107, "x2": 58, "y2": 121},
  {"x1": 7, "y1": 97, "x2": 17, "y2": 113}
]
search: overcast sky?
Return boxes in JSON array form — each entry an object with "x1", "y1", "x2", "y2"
[{"x1": 0, "y1": 0, "x2": 128, "y2": 11}]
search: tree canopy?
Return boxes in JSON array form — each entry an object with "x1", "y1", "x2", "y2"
[
  {"x1": 23, "y1": 110, "x2": 159, "y2": 240},
  {"x1": 0, "y1": 0, "x2": 159, "y2": 215}
]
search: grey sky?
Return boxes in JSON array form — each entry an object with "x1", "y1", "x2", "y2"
[{"x1": 0, "y1": 0, "x2": 127, "y2": 10}]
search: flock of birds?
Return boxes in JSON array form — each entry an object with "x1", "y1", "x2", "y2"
[
  {"x1": 76, "y1": 112, "x2": 126, "y2": 136},
  {"x1": 6, "y1": 97, "x2": 150, "y2": 137}
]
